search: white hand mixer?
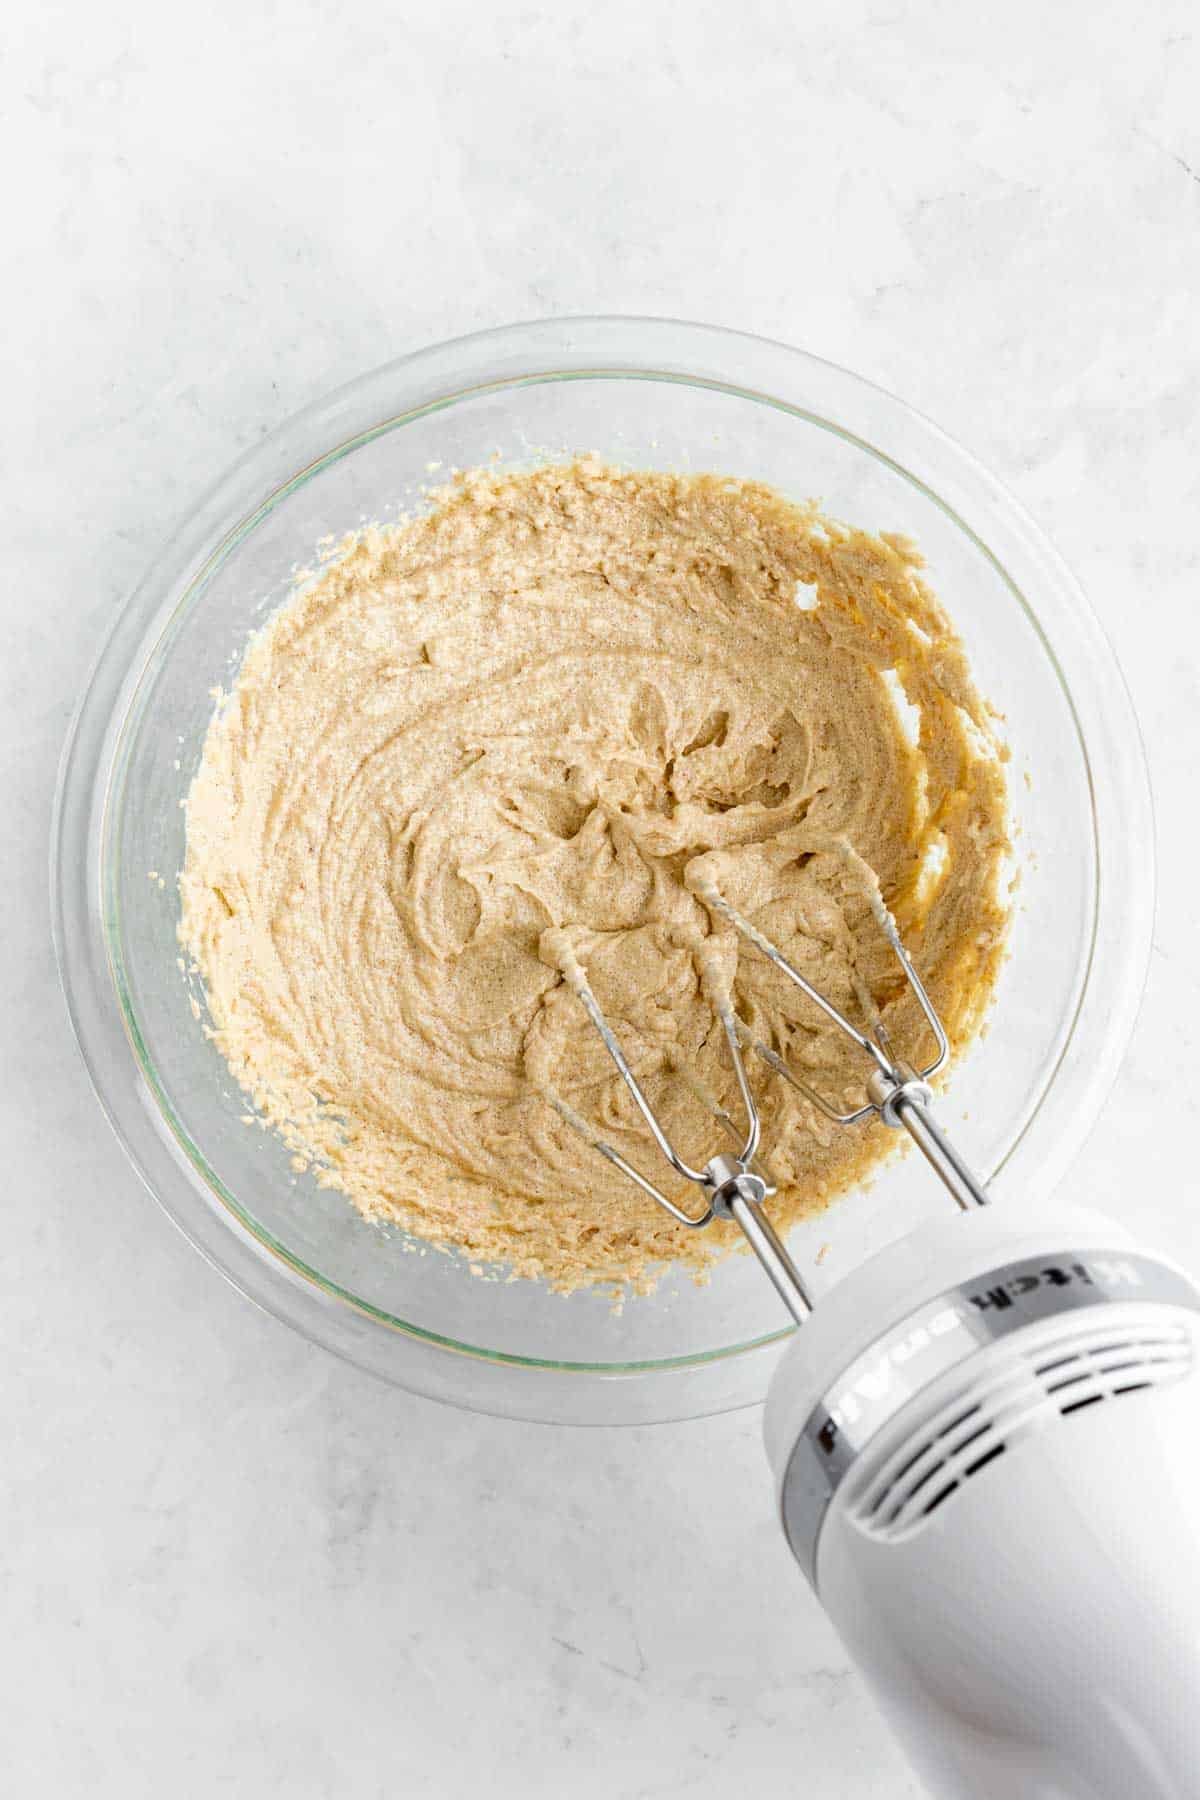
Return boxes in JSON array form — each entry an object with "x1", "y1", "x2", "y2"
[{"x1": 551, "y1": 885, "x2": 1200, "y2": 1800}]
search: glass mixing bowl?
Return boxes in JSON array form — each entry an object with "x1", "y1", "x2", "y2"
[{"x1": 52, "y1": 317, "x2": 1153, "y2": 1424}]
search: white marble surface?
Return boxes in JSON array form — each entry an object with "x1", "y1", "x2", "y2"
[{"x1": 6, "y1": 2, "x2": 1200, "y2": 1793}]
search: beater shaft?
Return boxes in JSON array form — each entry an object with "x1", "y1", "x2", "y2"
[
  {"x1": 883, "y1": 1084, "x2": 990, "y2": 1212},
  {"x1": 727, "y1": 1190, "x2": 812, "y2": 1322}
]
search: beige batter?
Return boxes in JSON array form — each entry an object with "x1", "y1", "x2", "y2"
[{"x1": 180, "y1": 461, "x2": 1010, "y2": 1293}]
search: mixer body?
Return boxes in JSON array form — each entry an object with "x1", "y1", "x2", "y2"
[
  {"x1": 765, "y1": 1205, "x2": 1200, "y2": 1800},
  {"x1": 554, "y1": 851, "x2": 1200, "y2": 1792}
]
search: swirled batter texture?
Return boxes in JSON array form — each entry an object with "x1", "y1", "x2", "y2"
[{"x1": 181, "y1": 462, "x2": 1010, "y2": 1293}]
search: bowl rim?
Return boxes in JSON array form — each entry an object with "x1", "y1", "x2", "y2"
[{"x1": 51, "y1": 314, "x2": 1155, "y2": 1423}]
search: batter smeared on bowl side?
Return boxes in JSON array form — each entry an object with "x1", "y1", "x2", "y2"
[{"x1": 180, "y1": 461, "x2": 1011, "y2": 1294}]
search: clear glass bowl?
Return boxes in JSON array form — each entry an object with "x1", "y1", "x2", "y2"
[{"x1": 52, "y1": 317, "x2": 1153, "y2": 1423}]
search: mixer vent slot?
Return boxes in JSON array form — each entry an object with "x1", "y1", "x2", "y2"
[{"x1": 853, "y1": 1321, "x2": 1193, "y2": 1543}]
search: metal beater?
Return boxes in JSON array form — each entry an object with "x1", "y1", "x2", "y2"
[{"x1": 548, "y1": 878, "x2": 989, "y2": 1324}]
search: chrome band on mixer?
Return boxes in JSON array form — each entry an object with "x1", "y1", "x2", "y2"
[{"x1": 780, "y1": 1250, "x2": 1200, "y2": 1585}]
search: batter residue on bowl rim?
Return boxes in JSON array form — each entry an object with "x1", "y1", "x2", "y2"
[{"x1": 179, "y1": 459, "x2": 1011, "y2": 1295}]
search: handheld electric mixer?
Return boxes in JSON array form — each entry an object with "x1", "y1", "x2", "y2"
[{"x1": 550, "y1": 885, "x2": 1200, "y2": 1800}]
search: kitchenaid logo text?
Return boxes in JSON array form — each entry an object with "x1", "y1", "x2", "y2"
[
  {"x1": 965, "y1": 1259, "x2": 1143, "y2": 1315},
  {"x1": 815, "y1": 1258, "x2": 1145, "y2": 1457}
]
